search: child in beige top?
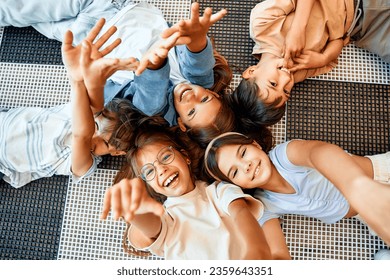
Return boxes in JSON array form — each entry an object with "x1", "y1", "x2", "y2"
[{"x1": 228, "y1": 0, "x2": 389, "y2": 128}]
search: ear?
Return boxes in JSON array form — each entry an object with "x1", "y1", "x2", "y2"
[
  {"x1": 177, "y1": 117, "x2": 187, "y2": 132},
  {"x1": 179, "y1": 149, "x2": 191, "y2": 165},
  {"x1": 242, "y1": 66, "x2": 256, "y2": 79}
]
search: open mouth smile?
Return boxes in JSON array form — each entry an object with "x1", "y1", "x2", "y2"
[{"x1": 163, "y1": 172, "x2": 179, "y2": 188}]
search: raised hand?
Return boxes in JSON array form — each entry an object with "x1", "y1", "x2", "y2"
[
  {"x1": 61, "y1": 18, "x2": 121, "y2": 82},
  {"x1": 135, "y1": 30, "x2": 190, "y2": 76},
  {"x1": 80, "y1": 40, "x2": 139, "y2": 91},
  {"x1": 101, "y1": 177, "x2": 164, "y2": 222},
  {"x1": 161, "y1": 2, "x2": 227, "y2": 52}
]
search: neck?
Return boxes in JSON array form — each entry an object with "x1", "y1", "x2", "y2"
[{"x1": 258, "y1": 163, "x2": 295, "y2": 194}]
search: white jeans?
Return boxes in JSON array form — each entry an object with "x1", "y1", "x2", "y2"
[{"x1": 0, "y1": 0, "x2": 131, "y2": 44}]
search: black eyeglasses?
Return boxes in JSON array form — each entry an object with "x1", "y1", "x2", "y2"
[{"x1": 139, "y1": 146, "x2": 175, "y2": 181}]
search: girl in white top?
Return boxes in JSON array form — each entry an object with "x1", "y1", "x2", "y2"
[
  {"x1": 100, "y1": 128, "x2": 286, "y2": 260},
  {"x1": 204, "y1": 132, "x2": 390, "y2": 246}
]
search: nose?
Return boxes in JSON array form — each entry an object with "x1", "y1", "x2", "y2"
[
  {"x1": 156, "y1": 162, "x2": 168, "y2": 177},
  {"x1": 279, "y1": 74, "x2": 292, "y2": 95},
  {"x1": 183, "y1": 90, "x2": 195, "y2": 102},
  {"x1": 240, "y1": 160, "x2": 252, "y2": 174}
]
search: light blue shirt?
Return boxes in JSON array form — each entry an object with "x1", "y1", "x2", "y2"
[{"x1": 255, "y1": 140, "x2": 350, "y2": 225}]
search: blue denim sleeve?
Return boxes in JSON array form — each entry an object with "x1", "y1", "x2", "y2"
[
  {"x1": 176, "y1": 37, "x2": 215, "y2": 89},
  {"x1": 130, "y1": 60, "x2": 171, "y2": 116}
]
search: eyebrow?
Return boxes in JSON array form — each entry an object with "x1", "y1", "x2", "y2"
[{"x1": 227, "y1": 145, "x2": 242, "y2": 178}]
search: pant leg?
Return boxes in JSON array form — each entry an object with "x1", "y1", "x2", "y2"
[
  {"x1": 352, "y1": 0, "x2": 390, "y2": 64},
  {"x1": 0, "y1": 0, "x2": 93, "y2": 26},
  {"x1": 33, "y1": 0, "x2": 131, "y2": 44},
  {"x1": 0, "y1": 0, "x2": 132, "y2": 45}
]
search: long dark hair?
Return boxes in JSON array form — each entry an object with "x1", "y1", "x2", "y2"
[{"x1": 185, "y1": 42, "x2": 235, "y2": 148}]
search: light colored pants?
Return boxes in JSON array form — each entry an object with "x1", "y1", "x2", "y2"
[
  {"x1": 351, "y1": 0, "x2": 390, "y2": 64},
  {"x1": 0, "y1": 0, "x2": 131, "y2": 44}
]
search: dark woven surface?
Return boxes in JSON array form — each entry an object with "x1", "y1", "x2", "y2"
[
  {"x1": 286, "y1": 79, "x2": 390, "y2": 156},
  {"x1": 196, "y1": 0, "x2": 259, "y2": 73},
  {"x1": 0, "y1": 26, "x2": 62, "y2": 65},
  {"x1": 0, "y1": 176, "x2": 68, "y2": 260},
  {"x1": 99, "y1": 155, "x2": 126, "y2": 170}
]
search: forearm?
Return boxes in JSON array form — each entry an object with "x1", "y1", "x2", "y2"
[
  {"x1": 262, "y1": 219, "x2": 291, "y2": 260},
  {"x1": 86, "y1": 86, "x2": 105, "y2": 114},
  {"x1": 130, "y1": 213, "x2": 162, "y2": 241},
  {"x1": 322, "y1": 39, "x2": 344, "y2": 65},
  {"x1": 291, "y1": 0, "x2": 316, "y2": 33},
  {"x1": 291, "y1": 141, "x2": 390, "y2": 245},
  {"x1": 186, "y1": 36, "x2": 207, "y2": 53},
  {"x1": 70, "y1": 79, "x2": 95, "y2": 176},
  {"x1": 229, "y1": 199, "x2": 272, "y2": 259},
  {"x1": 177, "y1": 37, "x2": 215, "y2": 87},
  {"x1": 71, "y1": 80, "x2": 95, "y2": 138}
]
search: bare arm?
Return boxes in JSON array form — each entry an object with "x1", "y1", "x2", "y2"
[
  {"x1": 69, "y1": 79, "x2": 95, "y2": 177},
  {"x1": 228, "y1": 199, "x2": 272, "y2": 259},
  {"x1": 286, "y1": 140, "x2": 390, "y2": 245},
  {"x1": 262, "y1": 218, "x2": 291, "y2": 260}
]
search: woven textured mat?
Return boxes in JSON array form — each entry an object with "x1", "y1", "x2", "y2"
[
  {"x1": 0, "y1": 26, "x2": 62, "y2": 65},
  {"x1": 196, "y1": 0, "x2": 259, "y2": 74},
  {"x1": 286, "y1": 79, "x2": 390, "y2": 155},
  {"x1": 0, "y1": 176, "x2": 68, "y2": 260}
]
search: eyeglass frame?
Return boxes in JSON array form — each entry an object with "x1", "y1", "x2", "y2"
[{"x1": 138, "y1": 146, "x2": 175, "y2": 182}]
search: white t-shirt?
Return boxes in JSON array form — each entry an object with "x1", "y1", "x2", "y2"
[
  {"x1": 131, "y1": 181, "x2": 264, "y2": 260},
  {"x1": 101, "y1": 2, "x2": 185, "y2": 85}
]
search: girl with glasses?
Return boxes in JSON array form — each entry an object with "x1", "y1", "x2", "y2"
[
  {"x1": 204, "y1": 132, "x2": 390, "y2": 246},
  {"x1": 100, "y1": 127, "x2": 290, "y2": 259}
]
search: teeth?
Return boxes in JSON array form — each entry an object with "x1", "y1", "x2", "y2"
[
  {"x1": 181, "y1": 89, "x2": 191, "y2": 101},
  {"x1": 254, "y1": 165, "x2": 260, "y2": 176},
  {"x1": 280, "y1": 67, "x2": 290, "y2": 74},
  {"x1": 164, "y1": 172, "x2": 178, "y2": 187}
]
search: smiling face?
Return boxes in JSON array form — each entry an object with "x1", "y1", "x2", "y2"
[
  {"x1": 173, "y1": 83, "x2": 221, "y2": 129},
  {"x1": 243, "y1": 57, "x2": 294, "y2": 107},
  {"x1": 136, "y1": 143, "x2": 195, "y2": 197},
  {"x1": 215, "y1": 142, "x2": 273, "y2": 189}
]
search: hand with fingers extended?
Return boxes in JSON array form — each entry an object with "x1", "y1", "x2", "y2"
[
  {"x1": 80, "y1": 40, "x2": 139, "y2": 92},
  {"x1": 101, "y1": 177, "x2": 164, "y2": 223},
  {"x1": 135, "y1": 31, "x2": 189, "y2": 76},
  {"x1": 161, "y1": 2, "x2": 227, "y2": 52},
  {"x1": 61, "y1": 18, "x2": 122, "y2": 82}
]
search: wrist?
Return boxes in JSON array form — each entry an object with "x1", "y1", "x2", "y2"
[{"x1": 187, "y1": 37, "x2": 208, "y2": 53}]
